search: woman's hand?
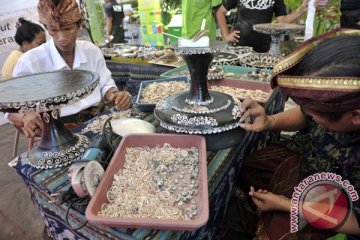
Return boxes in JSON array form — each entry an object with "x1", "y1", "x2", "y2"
[
  {"x1": 249, "y1": 186, "x2": 291, "y2": 212},
  {"x1": 239, "y1": 98, "x2": 273, "y2": 132},
  {"x1": 107, "y1": 90, "x2": 132, "y2": 110},
  {"x1": 22, "y1": 111, "x2": 43, "y2": 138}
]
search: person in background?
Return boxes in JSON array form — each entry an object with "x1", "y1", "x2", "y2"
[
  {"x1": 6, "y1": 0, "x2": 132, "y2": 138},
  {"x1": 340, "y1": 0, "x2": 360, "y2": 29},
  {"x1": 103, "y1": 0, "x2": 125, "y2": 43},
  {"x1": 238, "y1": 30, "x2": 360, "y2": 239},
  {"x1": 215, "y1": 0, "x2": 328, "y2": 52},
  {"x1": 182, "y1": 0, "x2": 222, "y2": 40},
  {"x1": 1, "y1": 18, "x2": 46, "y2": 81}
]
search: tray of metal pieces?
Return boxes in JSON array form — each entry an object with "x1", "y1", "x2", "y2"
[
  {"x1": 238, "y1": 52, "x2": 282, "y2": 69},
  {"x1": 161, "y1": 65, "x2": 272, "y2": 82},
  {"x1": 160, "y1": 64, "x2": 224, "y2": 81},
  {"x1": 135, "y1": 76, "x2": 189, "y2": 112},
  {"x1": 86, "y1": 133, "x2": 208, "y2": 230}
]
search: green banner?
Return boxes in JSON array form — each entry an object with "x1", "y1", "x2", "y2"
[{"x1": 138, "y1": 0, "x2": 164, "y2": 46}]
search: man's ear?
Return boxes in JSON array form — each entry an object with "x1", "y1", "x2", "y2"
[{"x1": 350, "y1": 110, "x2": 360, "y2": 126}]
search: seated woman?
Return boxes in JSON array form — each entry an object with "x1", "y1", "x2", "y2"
[
  {"x1": 1, "y1": 18, "x2": 46, "y2": 80},
  {"x1": 237, "y1": 30, "x2": 360, "y2": 239}
]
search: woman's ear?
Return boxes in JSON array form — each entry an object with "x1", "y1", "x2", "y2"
[{"x1": 350, "y1": 110, "x2": 360, "y2": 126}]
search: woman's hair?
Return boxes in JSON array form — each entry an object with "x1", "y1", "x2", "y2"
[
  {"x1": 292, "y1": 35, "x2": 360, "y2": 78},
  {"x1": 14, "y1": 18, "x2": 44, "y2": 46},
  {"x1": 292, "y1": 35, "x2": 360, "y2": 122},
  {"x1": 340, "y1": 9, "x2": 360, "y2": 29}
]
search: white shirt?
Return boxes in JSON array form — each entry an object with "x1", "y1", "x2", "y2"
[{"x1": 12, "y1": 38, "x2": 116, "y2": 117}]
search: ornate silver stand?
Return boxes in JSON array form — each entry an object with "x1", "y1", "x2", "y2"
[
  {"x1": 0, "y1": 70, "x2": 99, "y2": 169},
  {"x1": 27, "y1": 110, "x2": 90, "y2": 169},
  {"x1": 253, "y1": 23, "x2": 305, "y2": 56},
  {"x1": 154, "y1": 42, "x2": 244, "y2": 150}
]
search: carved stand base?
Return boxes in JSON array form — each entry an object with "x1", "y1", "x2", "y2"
[
  {"x1": 27, "y1": 111, "x2": 90, "y2": 169},
  {"x1": 154, "y1": 90, "x2": 243, "y2": 150}
]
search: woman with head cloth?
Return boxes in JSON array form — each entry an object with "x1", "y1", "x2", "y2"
[
  {"x1": 1, "y1": 18, "x2": 46, "y2": 80},
  {"x1": 7, "y1": 0, "x2": 132, "y2": 138},
  {"x1": 224, "y1": 30, "x2": 360, "y2": 239}
]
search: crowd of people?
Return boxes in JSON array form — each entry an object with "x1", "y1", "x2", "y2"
[{"x1": 0, "y1": 0, "x2": 359, "y2": 239}]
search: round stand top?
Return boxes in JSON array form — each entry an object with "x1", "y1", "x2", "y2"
[
  {"x1": 239, "y1": 52, "x2": 283, "y2": 69},
  {"x1": 0, "y1": 70, "x2": 99, "y2": 113},
  {"x1": 172, "y1": 41, "x2": 228, "y2": 55},
  {"x1": 253, "y1": 23, "x2": 305, "y2": 35}
]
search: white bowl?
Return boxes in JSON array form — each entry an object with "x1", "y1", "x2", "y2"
[{"x1": 110, "y1": 118, "x2": 156, "y2": 137}]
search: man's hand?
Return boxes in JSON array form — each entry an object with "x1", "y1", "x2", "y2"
[
  {"x1": 107, "y1": 90, "x2": 132, "y2": 110},
  {"x1": 105, "y1": 34, "x2": 114, "y2": 44},
  {"x1": 22, "y1": 111, "x2": 43, "y2": 138}
]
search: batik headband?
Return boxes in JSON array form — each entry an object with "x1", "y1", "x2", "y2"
[
  {"x1": 38, "y1": 0, "x2": 82, "y2": 28},
  {"x1": 271, "y1": 29, "x2": 360, "y2": 113}
]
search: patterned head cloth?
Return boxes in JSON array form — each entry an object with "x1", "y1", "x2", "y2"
[
  {"x1": 271, "y1": 29, "x2": 360, "y2": 113},
  {"x1": 38, "y1": 0, "x2": 82, "y2": 28}
]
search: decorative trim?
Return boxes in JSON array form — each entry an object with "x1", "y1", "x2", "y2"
[
  {"x1": 172, "y1": 41, "x2": 228, "y2": 55},
  {"x1": 185, "y1": 96, "x2": 214, "y2": 105},
  {"x1": 29, "y1": 134, "x2": 90, "y2": 169},
  {"x1": 241, "y1": 0, "x2": 275, "y2": 10},
  {"x1": 239, "y1": 52, "x2": 282, "y2": 69},
  {"x1": 273, "y1": 29, "x2": 360, "y2": 75},
  {"x1": 0, "y1": 80, "x2": 98, "y2": 113},
  {"x1": 253, "y1": 23, "x2": 304, "y2": 36},
  {"x1": 207, "y1": 68, "x2": 224, "y2": 80},
  {"x1": 277, "y1": 76, "x2": 360, "y2": 91},
  {"x1": 231, "y1": 97, "x2": 242, "y2": 119},
  {"x1": 160, "y1": 121, "x2": 241, "y2": 135},
  {"x1": 172, "y1": 99, "x2": 231, "y2": 114},
  {"x1": 171, "y1": 114, "x2": 218, "y2": 127},
  {"x1": 212, "y1": 53, "x2": 240, "y2": 66},
  {"x1": 272, "y1": 49, "x2": 309, "y2": 74}
]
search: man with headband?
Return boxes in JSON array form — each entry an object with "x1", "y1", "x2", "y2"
[
  {"x1": 7, "y1": 0, "x2": 132, "y2": 138},
  {"x1": 225, "y1": 30, "x2": 360, "y2": 239}
]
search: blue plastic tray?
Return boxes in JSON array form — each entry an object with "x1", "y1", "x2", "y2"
[
  {"x1": 135, "y1": 76, "x2": 189, "y2": 112},
  {"x1": 160, "y1": 65, "x2": 272, "y2": 82}
]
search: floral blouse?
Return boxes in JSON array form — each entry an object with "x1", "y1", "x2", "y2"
[{"x1": 283, "y1": 109, "x2": 360, "y2": 228}]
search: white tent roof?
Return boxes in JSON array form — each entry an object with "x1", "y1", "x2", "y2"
[{"x1": 0, "y1": 0, "x2": 38, "y2": 14}]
